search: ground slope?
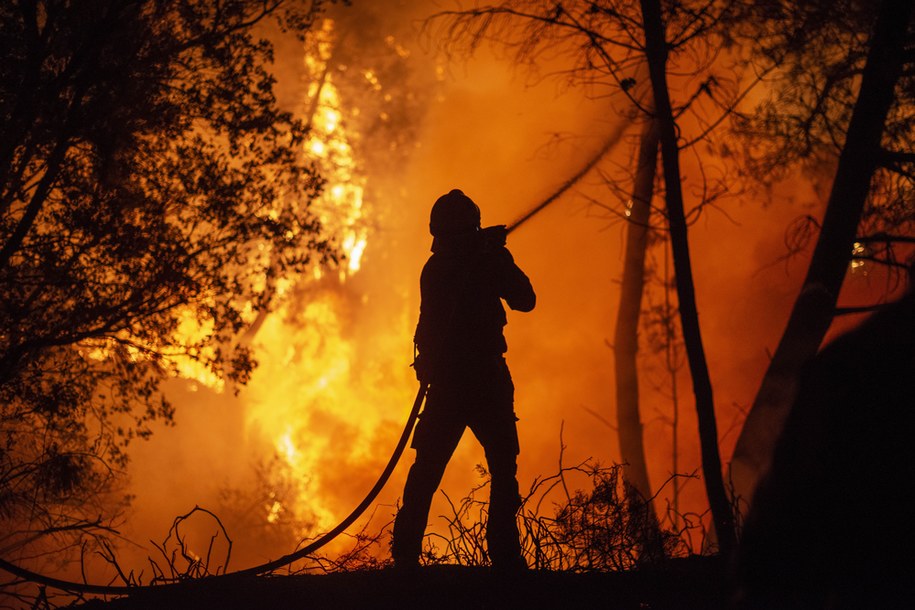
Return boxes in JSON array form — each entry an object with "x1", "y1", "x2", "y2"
[{"x1": 77, "y1": 557, "x2": 728, "y2": 610}]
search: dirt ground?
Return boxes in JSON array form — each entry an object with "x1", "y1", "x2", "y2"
[{"x1": 75, "y1": 556, "x2": 729, "y2": 610}]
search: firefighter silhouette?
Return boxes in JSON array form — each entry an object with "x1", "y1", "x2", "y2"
[{"x1": 391, "y1": 189, "x2": 536, "y2": 570}]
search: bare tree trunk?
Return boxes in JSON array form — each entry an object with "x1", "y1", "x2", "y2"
[
  {"x1": 662, "y1": 238, "x2": 684, "y2": 525},
  {"x1": 612, "y1": 117, "x2": 664, "y2": 558},
  {"x1": 639, "y1": 0, "x2": 737, "y2": 557},
  {"x1": 729, "y1": 0, "x2": 914, "y2": 510}
]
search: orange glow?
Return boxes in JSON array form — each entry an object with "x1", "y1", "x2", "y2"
[
  {"x1": 234, "y1": 19, "x2": 408, "y2": 535},
  {"x1": 116, "y1": 5, "x2": 911, "y2": 575},
  {"x1": 119, "y1": 19, "x2": 414, "y2": 564},
  {"x1": 242, "y1": 295, "x2": 413, "y2": 533}
]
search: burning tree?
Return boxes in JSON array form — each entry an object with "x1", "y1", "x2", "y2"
[
  {"x1": 0, "y1": 0, "x2": 339, "y2": 571},
  {"x1": 214, "y1": 4, "x2": 437, "y2": 560}
]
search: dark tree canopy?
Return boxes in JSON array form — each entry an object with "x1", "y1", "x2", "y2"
[
  {"x1": 731, "y1": 0, "x2": 915, "y2": 270},
  {"x1": 0, "y1": 0, "x2": 339, "y2": 558}
]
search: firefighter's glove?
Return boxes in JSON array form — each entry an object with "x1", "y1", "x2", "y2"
[{"x1": 481, "y1": 224, "x2": 508, "y2": 247}]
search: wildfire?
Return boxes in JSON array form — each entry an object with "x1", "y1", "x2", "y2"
[
  {"x1": 236, "y1": 19, "x2": 411, "y2": 537},
  {"x1": 304, "y1": 38, "x2": 369, "y2": 282},
  {"x1": 149, "y1": 18, "x2": 413, "y2": 547}
]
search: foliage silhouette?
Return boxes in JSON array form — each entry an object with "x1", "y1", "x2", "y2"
[
  {"x1": 0, "y1": 0, "x2": 338, "y2": 574},
  {"x1": 414, "y1": 460, "x2": 700, "y2": 572}
]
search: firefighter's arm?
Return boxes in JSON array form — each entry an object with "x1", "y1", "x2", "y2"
[{"x1": 494, "y1": 246, "x2": 536, "y2": 312}]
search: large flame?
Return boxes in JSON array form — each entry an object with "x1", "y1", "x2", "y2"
[
  {"x1": 137, "y1": 19, "x2": 415, "y2": 554},
  {"x1": 235, "y1": 20, "x2": 411, "y2": 538}
]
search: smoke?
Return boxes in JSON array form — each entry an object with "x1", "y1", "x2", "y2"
[{"x1": 113, "y1": 0, "x2": 895, "y2": 573}]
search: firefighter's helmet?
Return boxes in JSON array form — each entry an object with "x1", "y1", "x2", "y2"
[{"x1": 429, "y1": 189, "x2": 481, "y2": 237}]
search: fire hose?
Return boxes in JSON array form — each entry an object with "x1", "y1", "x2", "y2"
[
  {"x1": 0, "y1": 127, "x2": 624, "y2": 595},
  {"x1": 0, "y1": 384, "x2": 430, "y2": 595}
]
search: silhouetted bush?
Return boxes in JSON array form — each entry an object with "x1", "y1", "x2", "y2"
[{"x1": 415, "y1": 460, "x2": 702, "y2": 571}]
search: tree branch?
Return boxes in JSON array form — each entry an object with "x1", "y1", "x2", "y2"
[
  {"x1": 878, "y1": 148, "x2": 915, "y2": 169},
  {"x1": 855, "y1": 232, "x2": 915, "y2": 245}
]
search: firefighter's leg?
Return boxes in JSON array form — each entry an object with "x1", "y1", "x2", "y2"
[
  {"x1": 482, "y1": 427, "x2": 523, "y2": 568},
  {"x1": 391, "y1": 405, "x2": 463, "y2": 566},
  {"x1": 471, "y1": 404, "x2": 523, "y2": 569}
]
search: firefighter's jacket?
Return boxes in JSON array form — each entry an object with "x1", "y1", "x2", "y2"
[{"x1": 414, "y1": 229, "x2": 535, "y2": 382}]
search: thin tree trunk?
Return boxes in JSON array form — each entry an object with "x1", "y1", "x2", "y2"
[
  {"x1": 612, "y1": 117, "x2": 664, "y2": 558},
  {"x1": 663, "y1": 238, "x2": 683, "y2": 525},
  {"x1": 729, "y1": 0, "x2": 914, "y2": 510},
  {"x1": 639, "y1": 0, "x2": 737, "y2": 556}
]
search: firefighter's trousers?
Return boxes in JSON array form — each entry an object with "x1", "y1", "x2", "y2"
[{"x1": 391, "y1": 359, "x2": 522, "y2": 567}]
